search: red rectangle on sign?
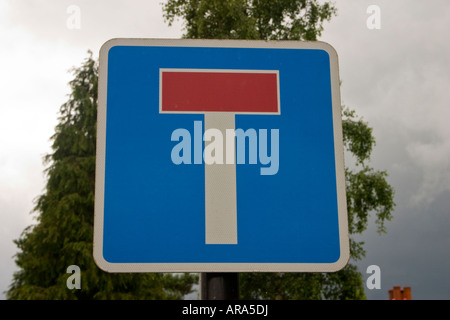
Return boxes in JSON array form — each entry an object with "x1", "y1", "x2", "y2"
[{"x1": 161, "y1": 70, "x2": 279, "y2": 113}]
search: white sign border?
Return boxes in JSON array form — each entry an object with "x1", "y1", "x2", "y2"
[{"x1": 94, "y1": 38, "x2": 349, "y2": 273}]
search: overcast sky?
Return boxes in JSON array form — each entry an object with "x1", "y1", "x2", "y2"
[{"x1": 1, "y1": 0, "x2": 449, "y2": 300}]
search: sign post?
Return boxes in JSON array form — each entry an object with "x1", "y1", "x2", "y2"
[
  {"x1": 200, "y1": 273, "x2": 239, "y2": 300},
  {"x1": 94, "y1": 39, "x2": 349, "y2": 275}
]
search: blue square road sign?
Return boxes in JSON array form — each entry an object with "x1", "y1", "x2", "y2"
[{"x1": 93, "y1": 39, "x2": 349, "y2": 272}]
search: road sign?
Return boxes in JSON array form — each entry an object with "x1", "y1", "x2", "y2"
[{"x1": 94, "y1": 38, "x2": 349, "y2": 272}]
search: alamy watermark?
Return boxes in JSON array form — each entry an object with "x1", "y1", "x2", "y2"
[
  {"x1": 66, "y1": 265, "x2": 81, "y2": 290},
  {"x1": 366, "y1": 5, "x2": 381, "y2": 30},
  {"x1": 366, "y1": 265, "x2": 381, "y2": 290},
  {"x1": 170, "y1": 121, "x2": 279, "y2": 176},
  {"x1": 66, "y1": 5, "x2": 81, "y2": 30}
]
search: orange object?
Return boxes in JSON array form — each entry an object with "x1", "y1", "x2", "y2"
[{"x1": 389, "y1": 286, "x2": 412, "y2": 300}]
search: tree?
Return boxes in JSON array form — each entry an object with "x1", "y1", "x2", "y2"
[
  {"x1": 162, "y1": 0, "x2": 395, "y2": 300},
  {"x1": 163, "y1": 0, "x2": 336, "y2": 40},
  {"x1": 7, "y1": 53, "x2": 197, "y2": 300}
]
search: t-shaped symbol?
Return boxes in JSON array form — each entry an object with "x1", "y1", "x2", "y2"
[{"x1": 160, "y1": 69, "x2": 280, "y2": 244}]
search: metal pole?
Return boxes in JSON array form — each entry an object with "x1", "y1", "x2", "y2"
[{"x1": 200, "y1": 273, "x2": 239, "y2": 300}]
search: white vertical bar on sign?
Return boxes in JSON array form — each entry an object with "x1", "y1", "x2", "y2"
[{"x1": 204, "y1": 113, "x2": 238, "y2": 244}]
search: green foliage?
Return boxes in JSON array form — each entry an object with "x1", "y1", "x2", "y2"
[
  {"x1": 163, "y1": 0, "x2": 337, "y2": 40},
  {"x1": 7, "y1": 53, "x2": 197, "y2": 300},
  {"x1": 162, "y1": 0, "x2": 395, "y2": 300},
  {"x1": 240, "y1": 265, "x2": 366, "y2": 300},
  {"x1": 342, "y1": 107, "x2": 395, "y2": 235},
  {"x1": 342, "y1": 108, "x2": 376, "y2": 165}
]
